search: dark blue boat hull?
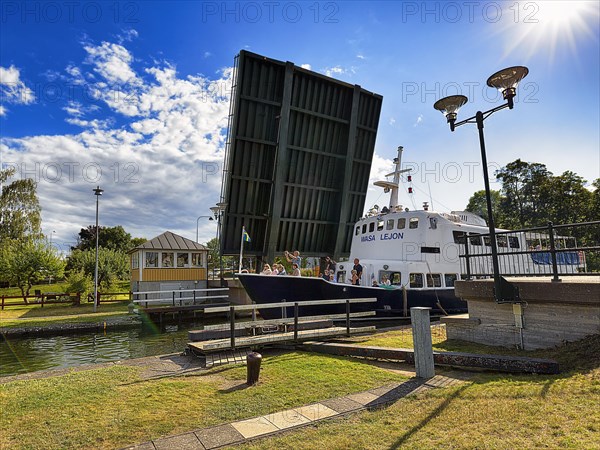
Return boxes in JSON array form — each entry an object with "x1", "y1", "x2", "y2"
[{"x1": 236, "y1": 274, "x2": 467, "y2": 320}]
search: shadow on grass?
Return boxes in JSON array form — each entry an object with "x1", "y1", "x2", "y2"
[{"x1": 390, "y1": 384, "x2": 470, "y2": 449}]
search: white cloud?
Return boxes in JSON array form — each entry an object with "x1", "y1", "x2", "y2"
[
  {"x1": 2, "y1": 39, "x2": 233, "y2": 245},
  {"x1": 84, "y1": 41, "x2": 139, "y2": 85},
  {"x1": 356, "y1": 54, "x2": 365, "y2": 59},
  {"x1": 322, "y1": 65, "x2": 357, "y2": 78},
  {"x1": 389, "y1": 117, "x2": 396, "y2": 126},
  {"x1": 300, "y1": 63, "x2": 312, "y2": 70},
  {"x1": 0, "y1": 65, "x2": 35, "y2": 115},
  {"x1": 413, "y1": 114, "x2": 423, "y2": 127}
]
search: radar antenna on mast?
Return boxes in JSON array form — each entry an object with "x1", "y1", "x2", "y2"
[{"x1": 373, "y1": 146, "x2": 412, "y2": 210}]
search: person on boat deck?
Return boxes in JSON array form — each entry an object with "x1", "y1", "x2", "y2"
[
  {"x1": 261, "y1": 264, "x2": 272, "y2": 275},
  {"x1": 291, "y1": 263, "x2": 301, "y2": 276},
  {"x1": 350, "y1": 269, "x2": 359, "y2": 285},
  {"x1": 381, "y1": 275, "x2": 391, "y2": 286},
  {"x1": 285, "y1": 250, "x2": 301, "y2": 267},
  {"x1": 353, "y1": 258, "x2": 363, "y2": 285},
  {"x1": 322, "y1": 269, "x2": 330, "y2": 281},
  {"x1": 372, "y1": 278, "x2": 379, "y2": 287},
  {"x1": 271, "y1": 265, "x2": 279, "y2": 275},
  {"x1": 277, "y1": 264, "x2": 287, "y2": 275},
  {"x1": 325, "y1": 256, "x2": 336, "y2": 272}
]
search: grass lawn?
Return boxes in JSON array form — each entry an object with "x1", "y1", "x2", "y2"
[
  {"x1": 0, "y1": 281, "x2": 131, "y2": 329},
  {"x1": 1, "y1": 330, "x2": 599, "y2": 449},
  {"x1": 0, "y1": 352, "x2": 409, "y2": 450}
]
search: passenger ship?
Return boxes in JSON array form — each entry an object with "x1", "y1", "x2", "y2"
[{"x1": 237, "y1": 147, "x2": 583, "y2": 318}]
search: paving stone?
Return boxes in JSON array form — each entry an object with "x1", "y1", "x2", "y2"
[
  {"x1": 345, "y1": 391, "x2": 379, "y2": 406},
  {"x1": 153, "y1": 432, "x2": 204, "y2": 450},
  {"x1": 368, "y1": 382, "x2": 402, "y2": 397},
  {"x1": 231, "y1": 416, "x2": 279, "y2": 438},
  {"x1": 295, "y1": 403, "x2": 338, "y2": 421},
  {"x1": 321, "y1": 397, "x2": 363, "y2": 414},
  {"x1": 122, "y1": 442, "x2": 156, "y2": 450},
  {"x1": 195, "y1": 424, "x2": 244, "y2": 449},
  {"x1": 266, "y1": 409, "x2": 311, "y2": 429}
]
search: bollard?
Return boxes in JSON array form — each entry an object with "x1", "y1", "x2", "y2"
[
  {"x1": 410, "y1": 307, "x2": 435, "y2": 379},
  {"x1": 246, "y1": 352, "x2": 262, "y2": 385}
]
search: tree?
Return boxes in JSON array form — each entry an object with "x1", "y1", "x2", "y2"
[
  {"x1": 0, "y1": 167, "x2": 42, "y2": 242},
  {"x1": 495, "y1": 159, "x2": 551, "y2": 228},
  {"x1": 0, "y1": 239, "x2": 65, "y2": 301},
  {"x1": 465, "y1": 189, "x2": 504, "y2": 226},
  {"x1": 539, "y1": 171, "x2": 592, "y2": 226},
  {"x1": 67, "y1": 248, "x2": 129, "y2": 290},
  {"x1": 72, "y1": 225, "x2": 137, "y2": 253}
]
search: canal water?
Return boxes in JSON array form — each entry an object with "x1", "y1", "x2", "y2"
[
  {"x1": 0, "y1": 322, "x2": 198, "y2": 377},
  {"x1": 0, "y1": 318, "x2": 410, "y2": 378}
]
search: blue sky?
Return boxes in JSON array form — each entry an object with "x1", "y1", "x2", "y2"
[{"x1": 1, "y1": 1, "x2": 599, "y2": 251}]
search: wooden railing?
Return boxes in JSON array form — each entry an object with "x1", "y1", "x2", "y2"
[
  {"x1": 196, "y1": 297, "x2": 378, "y2": 351},
  {"x1": 1, "y1": 293, "x2": 81, "y2": 310}
]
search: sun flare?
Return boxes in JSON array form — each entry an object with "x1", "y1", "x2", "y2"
[{"x1": 501, "y1": 1, "x2": 599, "y2": 62}]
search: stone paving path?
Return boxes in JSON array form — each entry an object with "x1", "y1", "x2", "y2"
[{"x1": 123, "y1": 373, "x2": 466, "y2": 450}]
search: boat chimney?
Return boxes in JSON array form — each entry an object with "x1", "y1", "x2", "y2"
[{"x1": 423, "y1": 202, "x2": 429, "y2": 211}]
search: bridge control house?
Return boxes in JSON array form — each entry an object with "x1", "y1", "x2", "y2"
[{"x1": 129, "y1": 231, "x2": 209, "y2": 296}]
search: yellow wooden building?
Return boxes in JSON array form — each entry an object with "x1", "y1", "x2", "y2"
[{"x1": 129, "y1": 231, "x2": 209, "y2": 294}]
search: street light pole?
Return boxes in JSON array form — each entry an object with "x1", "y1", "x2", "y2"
[
  {"x1": 211, "y1": 202, "x2": 228, "y2": 284},
  {"x1": 93, "y1": 186, "x2": 103, "y2": 312},
  {"x1": 434, "y1": 66, "x2": 529, "y2": 303},
  {"x1": 196, "y1": 215, "x2": 213, "y2": 243}
]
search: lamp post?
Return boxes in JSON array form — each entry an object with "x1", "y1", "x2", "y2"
[
  {"x1": 434, "y1": 66, "x2": 529, "y2": 303},
  {"x1": 196, "y1": 215, "x2": 214, "y2": 243},
  {"x1": 210, "y1": 202, "x2": 228, "y2": 283},
  {"x1": 92, "y1": 186, "x2": 103, "y2": 312}
]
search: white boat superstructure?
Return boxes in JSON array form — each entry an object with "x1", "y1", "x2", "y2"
[{"x1": 333, "y1": 146, "x2": 584, "y2": 291}]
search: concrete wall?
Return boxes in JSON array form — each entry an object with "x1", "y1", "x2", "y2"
[
  {"x1": 442, "y1": 278, "x2": 600, "y2": 350},
  {"x1": 208, "y1": 278, "x2": 252, "y2": 306}
]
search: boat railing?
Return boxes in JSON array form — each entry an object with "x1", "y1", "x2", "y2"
[{"x1": 458, "y1": 220, "x2": 600, "y2": 280}]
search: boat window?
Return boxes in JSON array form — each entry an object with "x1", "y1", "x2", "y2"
[
  {"x1": 429, "y1": 217, "x2": 437, "y2": 229},
  {"x1": 426, "y1": 273, "x2": 442, "y2": 288},
  {"x1": 497, "y1": 235, "x2": 508, "y2": 247},
  {"x1": 483, "y1": 236, "x2": 491, "y2": 246},
  {"x1": 145, "y1": 252, "x2": 158, "y2": 268},
  {"x1": 355, "y1": 226, "x2": 360, "y2": 236},
  {"x1": 444, "y1": 274, "x2": 458, "y2": 287},
  {"x1": 409, "y1": 273, "x2": 423, "y2": 288},
  {"x1": 336, "y1": 271, "x2": 346, "y2": 283},
  {"x1": 391, "y1": 272, "x2": 401, "y2": 285},
  {"x1": 362, "y1": 224, "x2": 367, "y2": 234},
  {"x1": 397, "y1": 218, "x2": 406, "y2": 229},
  {"x1": 161, "y1": 252, "x2": 174, "y2": 268},
  {"x1": 369, "y1": 222, "x2": 375, "y2": 232},
  {"x1": 509, "y1": 236, "x2": 520, "y2": 248},
  {"x1": 421, "y1": 246, "x2": 441, "y2": 254},
  {"x1": 386, "y1": 219, "x2": 394, "y2": 230},
  {"x1": 409, "y1": 218, "x2": 419, "y2": 229},
  {"x1": 177, "y1": 252, "x2": 189, "y2": 268},
  {"x1": 378, "y1": 270, "x2": 393, "y2": 285},
  {"x1": 377, "y1": 220, "x2": 384, "y2": 231},
  {"x1": 453, "y1": 231, "x2": 467, "y2": 244},
  {"x1": 470, "y1": 235, "x2": 482, "y2": 246}
]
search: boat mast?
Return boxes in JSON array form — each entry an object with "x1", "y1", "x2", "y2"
[{"x1": 374, "y1": 146, "x2": 412, "y2": 210}]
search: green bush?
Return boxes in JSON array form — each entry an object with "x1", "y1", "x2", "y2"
[{"x1": 65, "y1": 269, "x2": 93, "y2": 298}]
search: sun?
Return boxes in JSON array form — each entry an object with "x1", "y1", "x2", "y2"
[
  {"x1": 536, "y1": 1, "x2": 590, "y2": 27},
  {"x1": 500, "y1": 1, "x2": 599, "y2": 62}
]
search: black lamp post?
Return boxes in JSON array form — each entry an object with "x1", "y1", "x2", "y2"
[
  {"x1": 434, "y1": 66, "x2": 529, "y2": 303},
  {"x1": 196, "y1": 215, "x2": 214, "y2": 243},
  {"x1": 92, "y1": 186, "x2": 103, "y2": 312},
  {"x1": 210, "y1": 202, "x2": 228, "y2": 283}
]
